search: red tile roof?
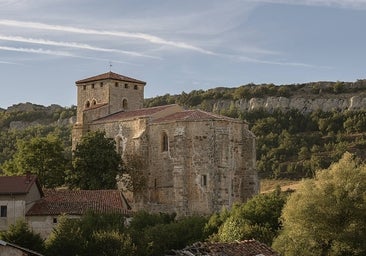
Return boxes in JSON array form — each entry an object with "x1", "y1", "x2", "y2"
[
  {"x1": 0, "y1": 175, "x2": 43, "y2": 196},
  {"x1": 26, "y1": 189, "x2": 131, "y2": 216},
  {"x1": 76, "y1": 71, "x2": 146, "y2": 85},
  {"x1": 92, "y1": 104, "x2": 178, "y2": 123},
  {"x1": 166, "y1": 240, "x2": 279, "y2": 256},
  {"x1": 153, "y1": 109, "x2": 239, "y2": 123}
]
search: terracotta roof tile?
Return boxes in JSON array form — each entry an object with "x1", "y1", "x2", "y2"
[
  {"x1": 92, "y1": 104, "x2": 178, "y2": 123},
  {"x1": 26, "y1": 189, "x2": 131, "y2": 216},
  {"x1": 0, "y1": 175, "x2": 42, "y2": 195},
  {"x1": 166, "y1": 240, "x2": 279, "y2": 256},
  {"x1": 76, "y1": 71, "x2": 146, "y2": 85},
  {"x1": 153, "y1": 109, "x2": 239, "y2": 123}
]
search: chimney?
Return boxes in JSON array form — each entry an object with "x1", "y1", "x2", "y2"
[{"x1": 25, "y1": 171, "x2": 32, "y2": 183}]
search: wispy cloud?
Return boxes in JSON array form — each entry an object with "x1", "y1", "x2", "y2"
[
  {"x1": 0, "y1": 34, "x2": 159, "y2": 59},
  {"x1": 0, "y1": 45, "x2": 74, "y2": 56},
  {"x1": 0, "y1": 19, "x2": 214, "y2": 55},
  {"x1": 249, "y1": 0, "x2": 366, "y2": 9},
  {"x1": 0, "y1": 60, "x2": 17, "y2": 64}
]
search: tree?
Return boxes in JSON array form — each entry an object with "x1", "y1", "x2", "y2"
[
  {"x1": 70, "y1": 131, "x2": 122, "y2": 189},
  {"x1": 211, "y1": 189, "x2": 287, "y2": 245},
  {"x1": 273, "y1": 152, "x2": 366, "y2": 256},
  {"x1": 1, "y1": 135, "x2": 67, "y2": 188},
  {"x1": 46, "y1": 213, "x2": 134, "y2": 256},
  {"x1": 0, "y1": 220, "x2": 45, "y2": 253}
]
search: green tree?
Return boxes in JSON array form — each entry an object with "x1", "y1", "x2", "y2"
[
  {"x1": 273, "y1": 152, "x2": 366, "y2": 256},
  {"x1": 1, "y1": 135, "x2": 67, "y2": 187},
  {"x1": 212, "y1": 189, "x2": 287, "y2": 245},
  {"x1": 0, "y1": 220, "x2": 45, "y2": 253},
  {"x1": 70, "y1": 131, "x2": 122, "y2": 189},
  {"x1": 46, "y1": 213, "x2": 132, "y2": 256}
]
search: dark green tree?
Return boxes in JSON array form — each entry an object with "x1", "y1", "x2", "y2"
[
  {"x1": 70, "y1": 131, "x2": 122, "y2": 189},
  {"x1": 0, "y1": 220, "x2": 45, "y2": 253},
  {"x1": 212, "y1": 189, "x2": 287, "y2": 245},
  {"x1": 1, "y1": 135, "x2": 67, "y2": 187},
  {"x1": 273, "y1": 152, "x2": 366, "y2": 256},
  {"x1": 46, "y1": 213, "x2": 133, "y2": 256}
]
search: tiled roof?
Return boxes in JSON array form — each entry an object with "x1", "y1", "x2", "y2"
[
  {"x1": 166, "y1": 240, "x2": 279, "y2": 256},
  {"x1": 26, "y1": 189, "x2": 131, "y2": 216},
  {"x1": 0, "y1": 175, "x2": 42, "y2": 195},
  {"x1": 92, "y1": 104, "x2": 178, "y2": 123},
  {"x1": 153, "y1": 109, "x2": 239, "y2": 123},
  {"x1": 76, "y1": 71, "x2": 146, "y2": 85}
]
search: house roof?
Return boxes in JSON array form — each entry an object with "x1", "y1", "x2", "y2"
[
  {"x1": 166, "y1": 240, "x2": 279, "y2": 256},
  {"x1": 26, "y1": 189, "x2": 131, "y2": 216},
  {"x1": 92, "y1": 104, "x2": 178, "y2": 123},
  {"x1": 0, "y1": 175, "x2": 43, "y2": 196},
  {"x1": 152, "y1": 109, "x2": 239, "y2": 123},
  {"x1": 76, "y1": 71, "x2": 146, "y2": 85},
  {"x1": 0, "y1": 240, "x2": 44, "y2": 256}
]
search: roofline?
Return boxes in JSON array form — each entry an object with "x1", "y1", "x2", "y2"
[{"x1": 75, "y1": 71, "x2": 146, "y2": 85}]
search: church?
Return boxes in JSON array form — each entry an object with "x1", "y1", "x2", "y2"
[{"x1": 72, "y1": 71, "x2": 258, "y2": 216}]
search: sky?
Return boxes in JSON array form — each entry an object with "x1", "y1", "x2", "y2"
[{"x1": 1, "y1": 0, "x2": 366, "y2": 109}]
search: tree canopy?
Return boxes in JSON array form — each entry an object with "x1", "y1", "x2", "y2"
[
  {"x1": 272, "y1": 152, "x2": 366, "y2": 256},
  {"x1": 1, "y1": 135, "x2": 67, "y2": 187},
  {"x1": 70, "y1": 131, "x2": 122, "y2": 189}
]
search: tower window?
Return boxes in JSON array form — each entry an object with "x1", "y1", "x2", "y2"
[
  {"x1": 92, "y1": 99, "x2": 97, "y2": 106},
  {"x1": 0, "y1": 205, "x2": 7, "y2": 217},
  {"x1": 122, "y1": 99, "x2": 128, "y2": 110},
  {"x1": 162, "y1": 132, "x2": 169, "y2": 152},
  {"x1": 115, "y1": 82, "x2": 119, "y2": 87},
  {"x1": 100, "y1": 83, "x2": 103, "y2": 88},
  {"x1": 201, "y1": 175, "x2": 207, "y2": 186},
  {"x1": 91, "y1": 84, "x2": 95, "y2": 89},
  {"x1": 125, "y1": 83, "x2": 129, "y2": 89},
  {"x1": 100, "y1": 82, "x2": 103, "y2": 86},
  {"x1": 134, "y1": 85, "x2": 138, "y2": 90},
  {"x1": 83, "y1": 85, "x2": 86, "y2": 90},
  {"x1": 85, "y1": 101, "x2": 90, "y2": 108}
]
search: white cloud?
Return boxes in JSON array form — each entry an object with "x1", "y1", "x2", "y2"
[
  {"x1": 0, "y1": 45, "x2": 74, "y2": 56},
  {"x1": 249, "y1": 0, "x2": 366, "y2": 9},
  {"x1": 0, "y1": 19, "x2": 214, "y2": 55},
  {"x1": 0, "y1": 34, "x2": 159, "y2": 59}
]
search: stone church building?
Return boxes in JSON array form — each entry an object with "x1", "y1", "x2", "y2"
[{"x1": 72, "y1": 71, "x2": 258, "y2": 216}]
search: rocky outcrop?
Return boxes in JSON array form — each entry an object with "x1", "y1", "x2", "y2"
[{"x1": 213, "y1": 94, "x2": 366, "y2": 113}]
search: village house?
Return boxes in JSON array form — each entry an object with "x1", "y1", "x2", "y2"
[
  {"x1": 166, "y1": 239, "x2": 279, "y2": 256},
  {"x1": 0, "y1": 175, "x2": 130, "y2": 238},
  {"x1": 0, "y1": 240, "x2": 44, "y2": 256},
  {"x1": 72, "y1": 71, "x2": 259, "y2": 216}
]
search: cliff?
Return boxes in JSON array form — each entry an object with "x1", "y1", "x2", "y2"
[{"x1": 213, "y1": 93, "x2": 366, "y2": 113}]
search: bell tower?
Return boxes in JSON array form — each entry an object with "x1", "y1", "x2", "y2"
[{"x1": 72, "y1": 71, "x2": 146, "y2": 148}]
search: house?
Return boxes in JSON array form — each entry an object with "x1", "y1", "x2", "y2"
[
  {"x1": 0, "y1": 175, "x2": 43, "y2": 231},
  {"x1": 0, "y1": 175, "x2": 130, "y2": 238},
  {"x1": 72, "y1": 71, "x2": 258, "y2": 216},
  {"x1": 26, "y1": 189, "x2": 131, "y2": 238},
  {"x1": 0, "y1": 240, "x2": 44, "y2": 256},
  {"x1": 166, "y1": 239, "x2": 279, "y2": 256}
]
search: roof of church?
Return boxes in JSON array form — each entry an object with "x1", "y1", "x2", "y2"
[
  {"x1": 0, "y1": 175, "x2": 43, "y2": 196},
  {"x1": 26, "y1": 189, "x2": 131, "y2": 216},
  {"x1": 92, "y1": 104, "x2": 179, "y2": 123},
  {"x1": 152, "y1": 109, "x2": 240, "y2": 123},
  {"x1": 166, "y1": 240, "x2": 279, "y2": 256},
  {"x1": 75, "y1": 71, "x2": 146, "y2": 85}
]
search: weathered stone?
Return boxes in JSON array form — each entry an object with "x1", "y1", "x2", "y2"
[{"x1": 72, "y1": 71, "x2": 258, "y2": 216}]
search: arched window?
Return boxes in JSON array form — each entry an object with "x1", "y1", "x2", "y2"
[
  {"x1": 85, "y1": 100, "x2": 90, "y2": 108},
  {"x1": 92, "y1": 99, "x2": 97, "y2": 106},
  {"x1": 122, "y1": 99, "x2": 128, "y2": 110},
  {"x1": 162, "y1": 132, "x2": 169, "y2": 152}
]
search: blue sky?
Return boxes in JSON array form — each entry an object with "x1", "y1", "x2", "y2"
[{"x1": 1, "y1": 0, "x2": 366, "y2": 109}]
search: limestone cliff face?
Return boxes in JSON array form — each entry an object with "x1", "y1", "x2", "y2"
[{"x1": 213, "y1": 93, "x2": 366, "y2": 113}]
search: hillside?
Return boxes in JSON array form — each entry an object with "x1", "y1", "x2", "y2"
[{"x1": 2, "y1": 80, "x2": 366, "y2": 180}]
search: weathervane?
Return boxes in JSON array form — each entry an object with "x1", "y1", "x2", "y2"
[{"x1": 109, "y1": 61, "x2": 113, "y2": 72}]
